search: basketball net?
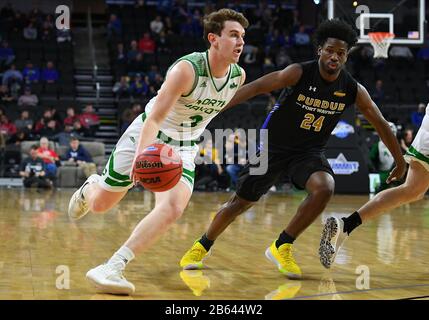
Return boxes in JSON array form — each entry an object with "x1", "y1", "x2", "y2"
[{"x1": 368, "y1": 32, "x2": 395, "y2": 58}]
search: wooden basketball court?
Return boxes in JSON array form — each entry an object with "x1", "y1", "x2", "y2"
[{"x1": 0, "y1": 188, "x2": 428, "y2": 300}]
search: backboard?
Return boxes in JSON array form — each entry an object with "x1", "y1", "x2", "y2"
[{"x1": 327, "y1": 0, "x2": 426, "y2": 45}]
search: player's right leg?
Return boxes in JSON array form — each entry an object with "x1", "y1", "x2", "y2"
[
  {"x1": 68, "y1": 116, "x2": 140, "y2": 221},
  {"x1": 320, "y1": 160, "x2": 429, "y2": 268}
]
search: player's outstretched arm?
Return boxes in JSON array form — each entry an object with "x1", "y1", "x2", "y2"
[
  {"x1": 355, "y1": 83, "x2": 407, "y2": 183},
  {"x1": 223, "y1": 63, "x2": 303, "y2": 111},
  {"x1": 130, "y1": 61, "x2": 195, "y2": 184}
]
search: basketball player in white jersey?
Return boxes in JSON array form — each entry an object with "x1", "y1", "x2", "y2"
[
  {"x1": 320, "y1": 103, "x2": 429, "y2": 268},
  {"x1": 67, "y1": 8, "x2": 248, "y2": 294}
]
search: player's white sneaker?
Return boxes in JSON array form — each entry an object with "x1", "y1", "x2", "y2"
[
  {"x1": 86, "y1": 263, "x2": 135, "y2": 295},
  {"x1": 319, "y1": 217, "x2": 348, "y2": 268},
  {"x1": 68, "y1": 174, "x2": 99, "y2": 221}
]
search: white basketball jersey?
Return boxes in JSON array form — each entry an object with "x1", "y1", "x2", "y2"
[{"x1": 145, "y1": 51, "x2": 244, "y2": 141}]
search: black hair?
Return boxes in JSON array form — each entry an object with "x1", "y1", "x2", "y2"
[{"x1": 313, "y1": 19, "x2": 358, "y2": 49}]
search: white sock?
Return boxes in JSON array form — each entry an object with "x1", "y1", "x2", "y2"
[{"x1": 108, "y1": 246, "x2": 135, "y2": 268}]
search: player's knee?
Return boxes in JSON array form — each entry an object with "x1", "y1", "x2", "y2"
[
  {"x1": 313, "y1": 185, "x2": 334, "y2": 201},
  {"x1": 402, "y1": 185, "x2": 426, "y2": 202},
  {"x1": 227, "y1": 195, "x2": 254, "y2": 215},
  {"x1": 162, "y1": 203, "x2": 185, "y2": 223}
]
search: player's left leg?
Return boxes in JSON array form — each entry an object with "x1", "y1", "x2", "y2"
[
  {"x1": 86, "y1": 142, "x2": 198, "y2": 295},
  {"x1": 265, "y1": 170, "x2": 334, "y2": 279}
]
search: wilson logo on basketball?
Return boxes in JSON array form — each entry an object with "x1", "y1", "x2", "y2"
[
  {"x1": 136, "y1": 160, "x2": 164, "y2": 169},
  {"x1": 139, "y1": 177, "x2": 161, "y2": 184}
]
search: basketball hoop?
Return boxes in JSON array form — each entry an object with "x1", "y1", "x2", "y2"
[{"x1": 368, "y1": 32, "x2": 395, "y2": 58}]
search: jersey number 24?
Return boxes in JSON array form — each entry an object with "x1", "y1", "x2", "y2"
[{"x1": 300, "y1": 113, "x2": 325, "y2": 132}]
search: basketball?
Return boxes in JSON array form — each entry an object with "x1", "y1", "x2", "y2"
[{"x1": 134, "y1": 143, "x2": 183, "y2": 192}]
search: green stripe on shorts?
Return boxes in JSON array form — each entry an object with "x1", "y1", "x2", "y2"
[
  {"x1": 105, "y1": 177, "x2": 132, "y2": 187},
  {"x1": 108, "y1": 148, "x2": 130, "y2": 181},
  {"x1": 406, "y1": 146, "x2": 429, "y2": 165}
]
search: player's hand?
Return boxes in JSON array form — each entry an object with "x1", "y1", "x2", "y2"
[{"x1": 386, "y1": 162, "x2": 407, "y2": 184}]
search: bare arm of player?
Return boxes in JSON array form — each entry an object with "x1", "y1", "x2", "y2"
[
  {"x1": 355, "y1": 83, "x2": 407, "y2": 183},
  {"x1": 130, "y1": 60, "x2": 195, "y2": 184},
  {"x1": 222, "y1": 63, "x2": 302, "y2": 112}
]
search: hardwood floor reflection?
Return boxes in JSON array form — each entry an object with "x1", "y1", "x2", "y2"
[{"x1": 0, "y1": 188, "x2": 428, "y2": 300}]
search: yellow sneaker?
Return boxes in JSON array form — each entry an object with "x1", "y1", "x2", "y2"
[
  {"x1": 180, "y1": 241, "x2": 210, "y2": 270},
  {"x1": 265, "y1": 281, "x2": 302, "y2": 300},
  {"x1": 265, "y1": 241, "x2": 302, "y2": 279},
  {"x1": 180, "y1": 270, "x2": 210, "y2": 297}
]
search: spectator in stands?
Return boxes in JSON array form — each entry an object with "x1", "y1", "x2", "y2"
[
  {"x1": 80, "y1": 104, "x2": 100, "y2": 136},
  {"x1": 18, "y1": 87, "x2": 38, "y2": 107},
  {"x1": 107, "y1": 14, "x2": 122, "y2": 39},
  {"x1": 2, "y1": 64, "x2": 23, "y2": 86},
  {"x1": 34, "y1": 109, "x2": 54, "y2": 134},
  {"x1": 243, "y1": 44, "x2": 258, "y2": 65},
  {"x1": 0, "y1": 3, "x2": 15, "y2": 21},
  {"x1": 63, "y1": 137, "x2": 96, "y2": 178},
  {"x1": 150, "y1": 73, "x2": 163, "y2": 91},
  {"x1": 0, "y1": 85, "x2": 15, "y2": 103},
  {"x1": 41, "y1": 27, "x2": 54, "y2": 42},
  {"x1": 37, "y1": 136, "x2": 59, "y2": 180},
  {"x1": 121, "y1": 103, "x2": 143, "y2": 134},
  {"x1": 411, "y1": 103, "x2": 426, "y2": 130},
  {"x1": 194, "y1": 139, "x2": 223, "y2": 191},
  {"x1": 56, "y1": 28, "x2": 72, "y2": 43},
  {"x1": 180, "y1": 16, "x2": 195, "y2": 37},
  {"x1": 127, "y1": 40, "x2": 139, "y2": 62},
  {"x1": 14, "y1": 110, "x2": 33, "y2": 132},
  {"x1": 371, "y1": 79, "x2": 385, "y2": 105},
  {"x1": 41, "y1": 61, "x2": 59, "y2": 83},
  {"x1": 225, "y1": 131, "x2": 247, "y2": 191},
  {"x1": 0, "y1": 40, "x2": 15, "y2": 67},
  {"x1": 369, "y1": 122, "x2": 397, "y2": 192},
  {"x1": 129, "y1": 73, "x2": 149, "y2": 99},
  {"x1": 22, "y1": 61, "x2": 40, "y2": 84},
  {"x1": 275, "y1": 47, "x2": 293, "y2": 69},
  {"x1": 39, "y1": 119, "x2": 59, "y2": 138},
  {"x1": 156, "y1": 30, "x2": 171, "y2": 53},
  {"x1": 11, "y1": 11, "x2": 27, "y2": 34},
  {"x1": 52, "y1": 124, "x2": 77, "y2": 146},
  {"x1": 113, "y1": 76, "x2": 130, "y2": 101},
  {"x1": 19, "y1": 145, "x2": 52, "y2": 189},
  {"x1": 115, "y1": 42, "x2": 126, "y2": 64},
  {"x1": 150, "y1": 15, "x2": 164, "y2": 35},
  {"x1": 23, "y1": 22, "x2": 38, "y2": 40},
  {"x1": 400, "y1": 128, "x2": 414, "y2": 154},
  {"x1": 73, "y1": 119, "x2": 90, "y2": 137},
  {"x1": 389, "y1": 46, "x2": 414, "y2": 61},
  {"x1": 63, "y1": 107, "x2": 80, "y2": 127},
  {"x1": 0, "y1": 114, "x2": 17, "y2": 138},
  {"x1": 127, "y1": 53, "x2": 146, "y2": 76},
  {"x1": 138, "y1": 32, "x2": 156, "y2": 54},
  {"x1": 294, "y1": 25, "x2": 310, "y2": 46},
  {"x1": 8, "y1": 129, "x2": 29, "y2": 146},
  {"x1": 43, "y1": 14, "x2": 54, "y2": 30}
]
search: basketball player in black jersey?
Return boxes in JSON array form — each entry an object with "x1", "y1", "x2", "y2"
[{"x1": 180, "y1": 19, "x2": 406, "y2": 279}]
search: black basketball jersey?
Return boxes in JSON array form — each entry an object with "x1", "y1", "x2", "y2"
[{"x1": 262, "y1": 60, "x2": 358, "y2": 151}]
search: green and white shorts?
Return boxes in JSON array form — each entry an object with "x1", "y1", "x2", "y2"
[
  {"x1": 99, "y1": 113, "x2": 199, "y2": 192},
  {"x1": 405, "y1": 106, "x2": 429, "y2": 172}
]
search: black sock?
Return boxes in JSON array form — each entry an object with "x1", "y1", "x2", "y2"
[
  {"x1": 342, "y1": 211, "x2": 362, "y2": 235},
  {"x1": 199, "y1": 234, "x2": 214, "y2": 251},
  {"x1": 275, "y1": 231, "x2": 295, "y2": 248}
]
